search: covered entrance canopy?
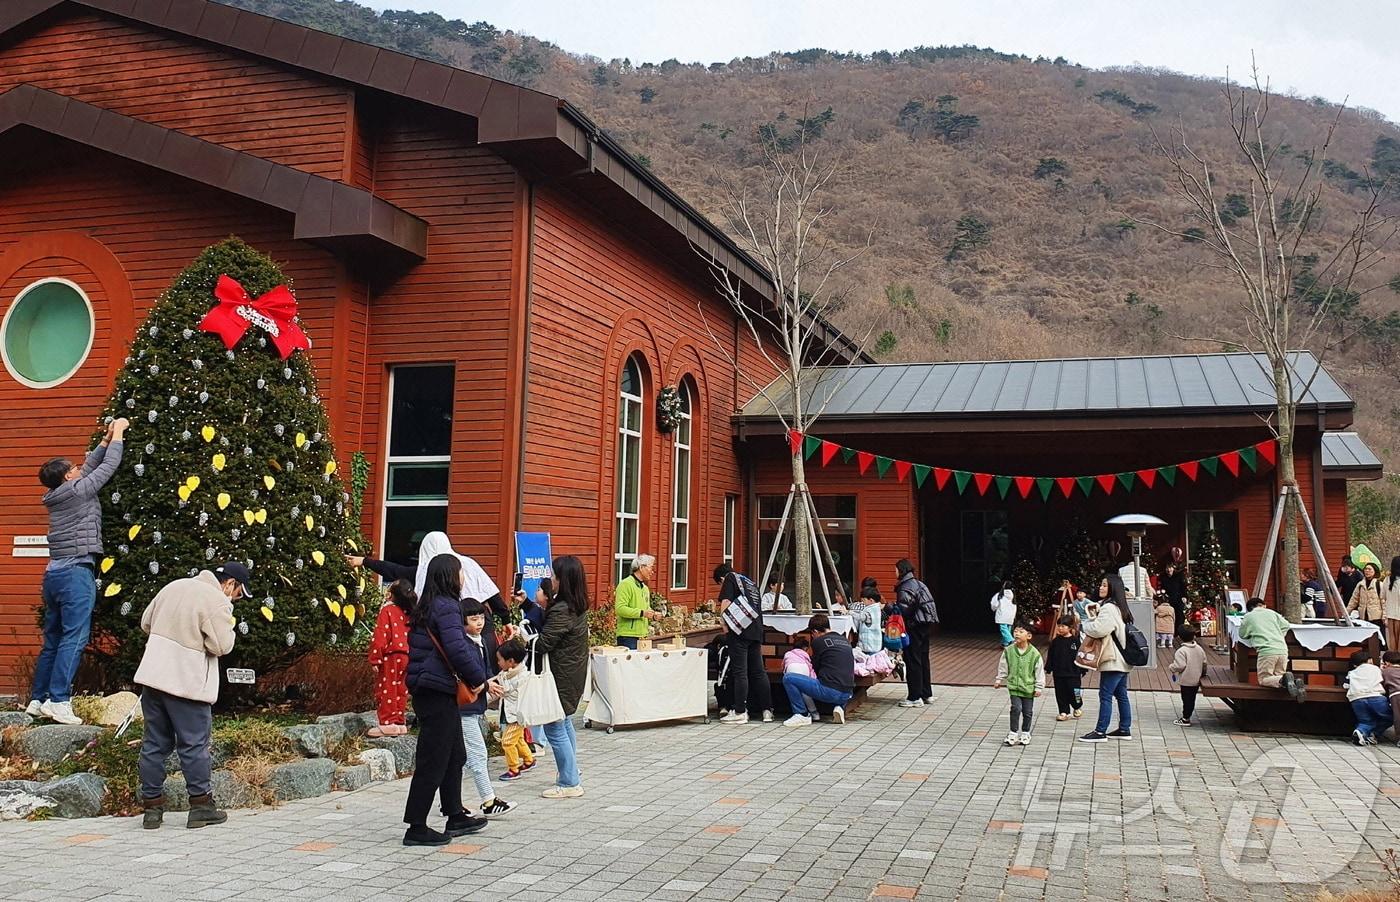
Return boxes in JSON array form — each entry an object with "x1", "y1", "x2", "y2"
[{"x1": 735, "y1": 352, "x2": 1378, "y2": 631}]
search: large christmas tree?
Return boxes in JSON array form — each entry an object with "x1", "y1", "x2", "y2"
[
  {"x1": 90, "y1": 239, "x2": 361, "y2": 677},
  {"x1": 1052, "y1": 526, "x2": 1101, "y2": 595}
]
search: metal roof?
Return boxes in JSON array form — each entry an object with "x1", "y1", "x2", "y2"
[
  {"x1": 1321, "y1": 432, "x2": 1383, "y2": 474},
  {"x1": 739, "y1": 352, "x2": 1353, "y2": 420}
]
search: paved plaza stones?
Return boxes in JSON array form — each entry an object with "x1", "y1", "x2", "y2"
[{"x1": 2, "y1": 684, "x2": 1398, "y2": 901}]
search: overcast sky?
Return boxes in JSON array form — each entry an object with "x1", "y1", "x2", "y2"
[{"x1": 359, "y1": 0, "x2": 1400, "y2": 120}]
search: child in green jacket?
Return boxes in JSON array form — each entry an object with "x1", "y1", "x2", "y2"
[{"x1": 994, "y1": 623, "x2": 1045, "y2": 747}]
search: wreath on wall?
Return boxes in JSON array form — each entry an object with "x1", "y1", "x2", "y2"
[{"x1": 656, "y1": 385, "x2": 683, "y2": 433}]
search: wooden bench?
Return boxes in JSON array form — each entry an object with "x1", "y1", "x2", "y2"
[
  {"x1": 1201, "y1": 681, "x2": 1346, "y2": 702},
  {"x1": 1207, "y1": 629, "x2": 1379, "y2": 733}
]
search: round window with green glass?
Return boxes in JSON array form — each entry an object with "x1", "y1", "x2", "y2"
[{"x1": 2, "y1": 278, "x2": 95, "y2": 388}]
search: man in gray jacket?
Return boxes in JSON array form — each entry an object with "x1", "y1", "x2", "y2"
[
  {"x1": 135, "y1": 562, "x2": 244, "y2": 829},
  {"x1": 26, "y1": 417, "x2": 127, "y2": 725}
]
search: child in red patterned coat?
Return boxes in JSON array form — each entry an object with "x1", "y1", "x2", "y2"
[{"x1": 367, "y1": 579, "x2": 415, "y2": 737}]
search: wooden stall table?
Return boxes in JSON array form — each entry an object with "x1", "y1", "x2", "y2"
[
  {"x1": 1202, "y1": 618, "x2": 1382, "y2": 733},
  {"x1": 583, "y1": 645, "x2": 709, "y2": 733}
]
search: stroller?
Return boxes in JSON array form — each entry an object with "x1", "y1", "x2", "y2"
[{"x1": 883, "y1": 610, "x2": 909, "y2": 681}]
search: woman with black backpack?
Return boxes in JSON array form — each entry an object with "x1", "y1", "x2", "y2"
[
  {"x1": 1078, "y1": 574, "x2": 1137, "y2": 743},
  {"x1": 894, "y1": 559, "x2": 937, "y2": 708}
]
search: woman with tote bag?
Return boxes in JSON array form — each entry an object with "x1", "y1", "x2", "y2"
[{"x1": 517, "y1": 554, "x2": 590, "y2": 799}]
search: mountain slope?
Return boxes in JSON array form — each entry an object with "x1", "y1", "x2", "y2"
[{"x1": 219, "y1": 0, "x2": 1400, "y2": 469}]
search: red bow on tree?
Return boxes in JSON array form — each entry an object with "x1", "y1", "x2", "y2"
[{"x1": 198, "y1": 274, "x2": 311, "y2": 360}]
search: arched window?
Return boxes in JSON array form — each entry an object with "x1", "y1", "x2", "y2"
[
  {"x1": 670, "y1": 381, "x2": 694, "y2": 589},
  {"x1": 615, "y1": 355, "x2": 644, "y2": 585}
]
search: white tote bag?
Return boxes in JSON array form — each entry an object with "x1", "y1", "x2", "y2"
[{"x1": 516, "y1": 639, "x2": 566, "y2": 727}]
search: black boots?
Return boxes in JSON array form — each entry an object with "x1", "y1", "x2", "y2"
[
  {"x1": 186, "y1": 793, "x2": 227, "y2": 829},
  {"x1": 142, "y1": 796, "x2": 164, "y2": 830},
  {"x1": 403, "y1": 824, "x2": 451, "y2": 846}
]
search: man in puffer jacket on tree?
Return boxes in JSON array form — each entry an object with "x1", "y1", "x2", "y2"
[{"x1": 134, "y1": 562, "x2": 245, "y2": 829}]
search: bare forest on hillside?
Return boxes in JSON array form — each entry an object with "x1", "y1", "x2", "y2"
[{"x1": 221, "y1": 0, "x2": 1400, "y2": 529}]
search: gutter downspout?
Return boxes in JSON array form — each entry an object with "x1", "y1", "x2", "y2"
[{"x1": 515, "y1": 181, "x2": 537, "y2": 531}]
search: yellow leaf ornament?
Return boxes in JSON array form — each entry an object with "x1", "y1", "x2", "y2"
[
  {"x1": 255, "y1": 509, "x2": 267, "y2": 524},
  {"x1": 104, "y1": 583, "x2": 122, "y2": 597},
  {"x1": 328, "y1": 600, "x2": 342, "y2": 616},
  {"x1": 295, "y1": 432, "x2": 307, "y2": 448},
  {"x1": 178, "y1": 485, "x2": 192, "y2": 502},
  {"x1": 263, "y1": 475, "x2": 276, "y2": 490},
  {"x1": 305, "y1": 515, "x2": 314, "y2": 531},
  {"x1": 201, "y1": 426, "x2": 216, "y2": 443},
  {"x1": 185, "y1": 476, "x2": 200, "y2": 491},
  {"x1": 211, "y1": 454, "x2": 226, "y2": 472},
  {"x1": 217, "y1": 492, "x2": 231, "y2": 510},
  {"x1": 324, "y1": 461, "x2": 337, "y2": 476},
  {"x1": 311, "y1": 550, "x2": 325, "y2": 566},
  {"x1": 336, "y1": 584, "x2": 347, "y2": 600},
  {"x1": 128, "y1": 525, "x2": 142, "y2": 540},
  {"x1": 243, "y1": 510, "x2": 255, "y2": 526},
  {"x1": 100, "y1": 557, "x2": 115, "y2": 574},
  {"x1": 344, "y1": 606, "x2": 356, "y2": 626},
  {"x1": 260, "y1": 606, "x2": 274, "y2": 621}
]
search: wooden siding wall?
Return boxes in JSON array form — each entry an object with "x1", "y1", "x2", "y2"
[
  {"x1": 750, "y1": 454, "x2": 919, "y2": 595},
  {"x1": 0, "y1": 14, "x2": 354, "y2": 179},
  {"x1": 360, "y1": 110, "x2": 520, "y2": 579},
  {"x1": 0, "y1": 150, "x2": 340, "y2": 688},
  {"x1": 521, "y1": 183, "x2": 777, "y2": 604}
]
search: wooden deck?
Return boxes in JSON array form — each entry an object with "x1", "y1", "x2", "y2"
[{"x1": 927, "y1": 633, "x2": 1232, "y2": 693}]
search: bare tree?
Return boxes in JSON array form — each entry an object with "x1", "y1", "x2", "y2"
[
  {"x1": 1147, "y1": 65, "x2": 1395, "y2": 621},
  {"x1": 695, "y1": 119, "x2": 874, "y2": 612}
]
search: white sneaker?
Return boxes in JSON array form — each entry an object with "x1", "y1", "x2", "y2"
[
  {"x1": 719, "y1": 712, "x2": 748, "y2": 724},
  {"x1": 40, "y1": 700, "x2": 82, "y2": 725},
  {"x1": 541, "y1": 785, "x2": 584, "y2": 799},
  {"x1": 832, "y1": 706, "x2": 846, "y2": 725},
  {"x1": 897, "y1": 700, "x2": 919, "y2": 708},
  {"x1": 1018, "y1": 732, "x2": 1031, "y2": 746},
  {"x1": 761, "y1": 710, "x2": 774, "y2": 723},
  {"x1": 783, "y1": 714, "x2": 811, "y2": 727},
  {"x1": 1004, "y1": 732, "x2": 1019, "y2": 746},
  {"x1": 24, "y1": 700, "x2": 43, "y2": 717}
]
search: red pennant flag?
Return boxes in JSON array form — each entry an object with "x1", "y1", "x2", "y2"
[
  {"x1": 974, "y1": 473, "x2": 994, "y2": 495},
  {"x1": 1179, "y1": 460, "x2": 1199, "y2": 481},
  {"x1": 788, "y1": 430, "x2": 802, "y2": 455},
  {"x1": 1219, "y1": 450, "x2": 1241, "y2": 477},
  {"x1": 895, "y1": 460, "x2": 912, "y2": 482},
  {"x1": 1255, "y1": 439, "x2": 1277, "y2": 466},
  {"x1": 934, "y1": 467, "x2": 952, "y2": 490},
  {"x1": 1095, "y1": 473, "x2": 1117, "y2": 495},
  {"x1": 1136, "y1": 468, "x2": 1157, "y2": 489},
  {"x1": 856, "y1": 451, "x2": 875, "y2": 475},
  {"x1": 1056, "y1": 476, "x2": 1075, "y2": 498},
  {"x1": 1014, "y1": 476, "x2": 1034, "y2": 499},
  {"x1": 820, "y1": 441, "x2": 839, "y2": 467}
]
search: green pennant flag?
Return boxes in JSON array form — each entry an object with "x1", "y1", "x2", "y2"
[
  {"x1": 1200, "y1": 456, "x2": 1219, "y2": 477},
  {"x1": 913, "y1": 464, "x2": 931, "y2": 488},
  {"x1": 954, "y1": 470, "x2": 972, "y2": 494},
  {"x1": 1076, "y1": 476, "x2": 1094, "y2": 497},
  {"x1": 1035, "y1": 477, "x2": 1053, "y2": 501},
  {"x1": 1239, "y1": 446, "x2": 1258, "y2": 472},
  {"x1": 1158, "y1": 465, "x2": 1177, "y2": 486},
  {"x1": 840, "y1": 447, "x2": 856, "y2": 464},
  {"x1": 875, "y1": 456, "x2": 893, "y2": 478},
  {"x1": 1117, "y1": 471, "x2": 1136, "y2": 492},
  {"x1": 802, "y1": 435, "x2": 822, "y2": 460},
  {"x1": 994, "y1": 475, "x2": 1013, "y2": 499}
]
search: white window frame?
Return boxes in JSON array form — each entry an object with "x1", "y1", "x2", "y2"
[
  {"x1": 670, "y1": 382, "x2": 693, "y2": 590},
  {"x1": 615, "y1": 356, "x2": 644, "y2": 585},
  {"x1": 722, "y1": 494, "x2": 737, "y2": 566},
  {"x1": 379, "y1": 365, "x2": 452, "y2": 559},
  {"x1": 1, "y1": 277, "x2": 96, "y2": 389}
]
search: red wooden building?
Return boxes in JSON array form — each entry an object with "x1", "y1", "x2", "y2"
[{"x1": 0, "y1": 1, "x2": 1378, "y2": 690}]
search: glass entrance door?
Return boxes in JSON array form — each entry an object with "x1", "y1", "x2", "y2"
[{"x1": 954, "y1": 510, "x2": 1009, "y2": 629}]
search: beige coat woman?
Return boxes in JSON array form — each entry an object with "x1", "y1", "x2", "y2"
[{"x1": 1348, "y1": 568, "x2": 1386, "y2": 622}]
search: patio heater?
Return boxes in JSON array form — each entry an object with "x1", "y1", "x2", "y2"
[{"x1": 1105, "y1": 514, "x2": 1167, "y2": 600}]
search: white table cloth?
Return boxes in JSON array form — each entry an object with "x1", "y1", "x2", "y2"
[
  {"x1": 762, "y1": 613, "x2": 855, "y2": 637},
  {"x1": 586, "y1": 647, "x2": 708, "y2": 728},
  {"x1": 1227, "y1": 617, "x2": 1380, "y2": 652}
]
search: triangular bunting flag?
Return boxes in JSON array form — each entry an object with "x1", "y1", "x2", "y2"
[
  {"x1": 1015, "y1": 476, "x2": 1035, "y2": 499},
  {"x1": 1179, "y1": 460, "x2": 1199, "y2": 481},
  {"x1": 1056, "y1": 476, "x2": 1076, "y2": 498},
  {"x1": 1158, "y1": 465, "x2": 1177, "y2": 486},
  {"x1": 788, "y1": 430, "x2": 802, "y2": 455},
  {"x1": 895, "y1": 460, "x2": 912, "y2": 482},
  {"x1": 1219, "y1": 450, "x2": 1240, "y2": 477},
  {"x1": 994, "y1": 475, "x2": 1013, "y2": 499},
  {"x1": 1116, "y1": 472, "x2": 1136, "y2": 492},
  {"x1": 1095, "y1": 473, "x2": 1117, "y2": 495},
  {"x1": 1239, "y1": 446, "x2": 1258, "y2": 472},
  {"x1": 974, "y1": 473, "x2": 994, "y2": 495},
  {"x1": 913, "y1": 464, "x2": 931, "y2": 488},
  {"x1": 820, "y1": 440, "x2": 839, "y2": 467},
  {"x1": 954, "y1": 471, "x2": 972, "y2": 494},
  {"x1": 1036, "y1": 477, "x2": 1054, "y2": 501},
  {"x1": 1076, "y1": 476, "x2": 1094, "y2": 497},
  {"x1": 1200, "y1": 456, "x2": 1219, "y2": 477},
  {"x1": 875, "y1": 456, "x2": 893, "y2": 478},
  {"x1": 1136, "y1": 468, "x2": 1157, "y2": 489},
  {"x1": 856, "y1": 451, "x2": 875, "y2": 475},
  {"x1": 803, "y1": 435, "x2": 822, "y2": 461},
  {"x1": 840, "y1": 447, "x2": 856, "y2": 464},
  {"x1": 1255, "y1": 439, "x2": 1277, "y2": 466},
  {"x1": 934, "y1": 467, "x2": 952, "y2": 490}
]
